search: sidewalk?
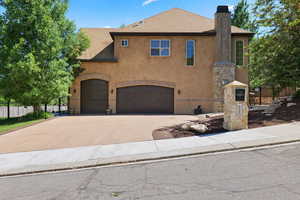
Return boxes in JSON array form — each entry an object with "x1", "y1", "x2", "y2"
[{"x1": 0, "y1": 122, "x2": 299, "y2": 177}]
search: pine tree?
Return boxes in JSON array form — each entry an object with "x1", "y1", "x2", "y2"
[{"x1": 231, "y1": 0, "x2": 257, "y2": 32}]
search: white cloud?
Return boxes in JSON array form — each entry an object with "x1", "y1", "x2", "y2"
[
  {"x1": 142, "y1": 0, "x2": 159, "y2": 6},
  {"x1": 104, "y1": 26, "x2": 111, "y2": 28},
  {"x1": 228, "y1": 5, "x2": 234, "y2": 12}
]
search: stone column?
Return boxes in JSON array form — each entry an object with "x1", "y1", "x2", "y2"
[
  {"x1": 223, "y1": 81, "x2": 249, "y2": 130},
  {"x1": 213, "y1": 6, "x2": 235, "y2": 112}
]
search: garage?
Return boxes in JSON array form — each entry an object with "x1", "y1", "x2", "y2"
[
  {"x1": 117, "y1": 85, "x2": 174, "y2": 114},
  {"x1": 80, "y1": 79, "x2": 108, "y2": 114}
]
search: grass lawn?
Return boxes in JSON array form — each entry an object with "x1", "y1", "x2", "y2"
[
  {"x1": 0, "y1": 112, "x2": 54, "y2": 134},
  {"x1": 0, "y1": 118, "x2": 44, "y2": 134}
]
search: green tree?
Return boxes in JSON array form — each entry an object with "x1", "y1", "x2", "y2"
[
  {"x1": 0, "y1": 0, "x2": 89, "y2": 111},
  {"x1": 231, "y1": 0, "x2": 257, "y2": 32},
  {"x1": 249, "y1": 0, "x2": 300, "y2": 89}
]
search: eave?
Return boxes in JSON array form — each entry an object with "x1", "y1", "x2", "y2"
[
  {"x1": 110, "y1": 31, "x2": 255, "y2": 39},
  {"x1": 79, "y1": 58, "x2": 118, "y2": 62}
]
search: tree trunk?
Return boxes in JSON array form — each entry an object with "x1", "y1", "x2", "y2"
[
  {"x1": 7, "y1": 99, "x2": 10, "y2": 120},
  {"x1": 44, "y1": 104, "x2": 47, "y2": 119},
  {"x1": 58, "y1": 98, "x2": 61, "y2": 114},
  {"x1": 259, "y1": 87, "x2": 262, "y2": 105},
  {"x1": 33, "y1": 105, "x2": 41, "y2": 113},
  {"x1": 67, "y1": 88, "x2": 70, "y2": 114}
]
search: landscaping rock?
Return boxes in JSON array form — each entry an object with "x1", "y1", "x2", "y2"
[
  {"x1": 180, "y1": 122, "x2": 196, "y2": 131},
  {"x1": 287, "y1": 103, "x2": 296, "y2": 107},
  {"x1": 287, "y1": 96, "x2": 293, "y2": 102},
  {"x1": 263, "y1": 104, "x2": 281, "y2": 115},
  {"x1": 205, "y1": 113, "x2": 224, "y2": 120},
  {"x1": 190, "y1": 124, "x2": 208, "y2": 133},
  {"x1": 181, "y1": 123, "x2": 191, "y2": 131}
]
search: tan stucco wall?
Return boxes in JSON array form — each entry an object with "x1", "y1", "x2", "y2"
[{"x1": 70, "y1": 35, "x2": 250, "y2": 114}]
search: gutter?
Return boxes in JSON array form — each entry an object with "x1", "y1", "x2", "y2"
[
  {"x1": 109, "y1": 31, "x2": 255, "y2": 39},
  {"x1": 79, "y1": 58, "x2": 118, "y2": 63}
]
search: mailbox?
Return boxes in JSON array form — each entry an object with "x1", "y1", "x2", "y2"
[
  {"x1": 235, "y1": 88, "x2": 246, "y2": 101},
  {"x1": 223, "y1": 81, "x2": 249, "y2": 131}
]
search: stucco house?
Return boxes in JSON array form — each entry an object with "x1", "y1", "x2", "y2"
[{"x1": 69, "y1": 6, "x2": 253, "y2": 114}]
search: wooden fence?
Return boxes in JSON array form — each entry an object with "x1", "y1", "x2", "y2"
[{"x1": 250, "y1": 87, "x2": 296, "y2": 105}]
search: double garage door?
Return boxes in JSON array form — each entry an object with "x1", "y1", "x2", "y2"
[
  {"x1": 81, "y1": 79, "x2": 174, "y2": 114},
  {"x1": 117, "y1": 85, "x2": 174, "y2": 114}
]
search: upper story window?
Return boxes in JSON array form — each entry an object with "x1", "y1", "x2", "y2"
[
  {"x1": 150, "y1": 40, "x2": 170, "y2": 56},
  {"x1": 186, "y1": 40, "x2": 195, "y2": 66},
  {"x1": 235, "y1": 40, "x2": 244, "y2": 65},
  {"x1": 121, "y1": 39, "x2": 128, "y2": 47}
]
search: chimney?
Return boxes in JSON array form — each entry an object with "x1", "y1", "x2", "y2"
[
  {"x1": 212, "y1": 5, "x2": 235, "y2": 113},
  {"x1": 215, "y1": 5, "x2": 231, "y2": 63}
]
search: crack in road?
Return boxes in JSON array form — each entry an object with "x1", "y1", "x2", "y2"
[{"x1": 1, "y1": 143, "x2": 300, "y2": 200}]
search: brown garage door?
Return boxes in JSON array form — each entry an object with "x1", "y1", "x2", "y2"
[
  {"x1": 81, "y1": 79, "x2": 108, "y2": 114},
  {"x1": 117, "y1": 85, "x2": 174, "y2": 114}
]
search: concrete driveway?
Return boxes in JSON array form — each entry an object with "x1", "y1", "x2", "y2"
[{"x1": 0, "y1": 115, "x2": 197, "y2": 154}]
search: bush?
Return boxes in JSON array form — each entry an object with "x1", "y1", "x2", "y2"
[
  {"x1": 293, "y1": 90, "x2": 300, "y2": 99},
  {"x1": 23, "y1": 111, "x2": 54, "y2": 120}
]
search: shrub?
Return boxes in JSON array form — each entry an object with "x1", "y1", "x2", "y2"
[
  {"x1": 23, "y1": 111, "x2": 54, "y2": 120},
  {"x1": 293, "y1": 90, "x2": 300, "y2": 99}
]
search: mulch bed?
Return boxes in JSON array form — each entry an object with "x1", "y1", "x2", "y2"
[{"x1": 153, "y1": 98, "x2": 300, "y2": 140}]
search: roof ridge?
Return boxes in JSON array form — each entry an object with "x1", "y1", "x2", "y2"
[
  {"x1": 80, "y1": 28, "x2": 117, "y2": 30},
  {"x1": 124, "y1": 7, "x2": 212, "y2": 29},
  {"x1": 81, "y1": 8, "x2": 253, "y2": 34},
  {"x1": 168, "y1": 7, "x2": 213, "y2": 21}
]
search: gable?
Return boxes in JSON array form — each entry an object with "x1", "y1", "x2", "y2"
[
  {"x1": 79, "y1": 28, "x2": 116, "y2": 60},
  {"x1": 113, "y1": 8, "x2": 252, "y2": 34}
]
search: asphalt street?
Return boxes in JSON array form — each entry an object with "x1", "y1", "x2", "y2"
[{"x1": 1, "y1": 143, "x2": 300, "y2": 200}]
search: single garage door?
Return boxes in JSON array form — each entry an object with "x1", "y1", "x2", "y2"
[
  {"x1": 117, "y1": 85, "x2": 174, "y2": 114},
  {"x1": 81, "y1": 79, "x2": 108, "y2": 114}
]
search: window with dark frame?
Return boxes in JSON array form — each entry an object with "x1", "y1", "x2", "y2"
[
  {"x1": 121, "y1": 39, "x2": 128, "y2": 47},
  {"x1": 235, "y1": 40, "x2": 244, "y2": 65},
  {"x1": 186, "y1": 40, "x2": 195, "y2": 66},
  {"x1": 150, "y1": 40, "x2": 170, "y2": 56}
]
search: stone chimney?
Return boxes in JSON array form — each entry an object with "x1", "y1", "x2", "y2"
[
  {"x1": 212, "y1": 5, "x2": 235, "y2": 112},
  {"x1": 215, "y1": 6, "x2": 232, "y2": 63}
]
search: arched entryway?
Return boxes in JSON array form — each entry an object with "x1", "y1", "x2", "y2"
[
  {"x1": 80, "y1": 79, "x2": 108, "y2": 114},
  {"x1": 116, "y1": 85, "x2": 174, "y2": 114}
]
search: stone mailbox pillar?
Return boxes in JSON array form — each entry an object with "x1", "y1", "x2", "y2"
[{"x1": 223, "y1": 81, "x2": 249, "y2": 130}]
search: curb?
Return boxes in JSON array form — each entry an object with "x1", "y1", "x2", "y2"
[{"x1": 1, "y1": 138, "x2": 300, "y2": 178}]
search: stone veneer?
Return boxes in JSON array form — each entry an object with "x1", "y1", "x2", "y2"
[
  {"x1": 213, "y1": 62, "x2": 235, "y2": 112},
  {"x1": 223, "y1": 81, "x2": 249, "y2": 130},
  {"x1": 212, "y1": 6, "x2": 235, "y2": 112}
]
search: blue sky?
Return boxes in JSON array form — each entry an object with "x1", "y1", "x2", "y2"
[
  {"x1": 0, "y1": 0, "x2": 255, "y2": 28},
  {"x1": 67, "y1": 0, "x2": 256, "y2": 28}
]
